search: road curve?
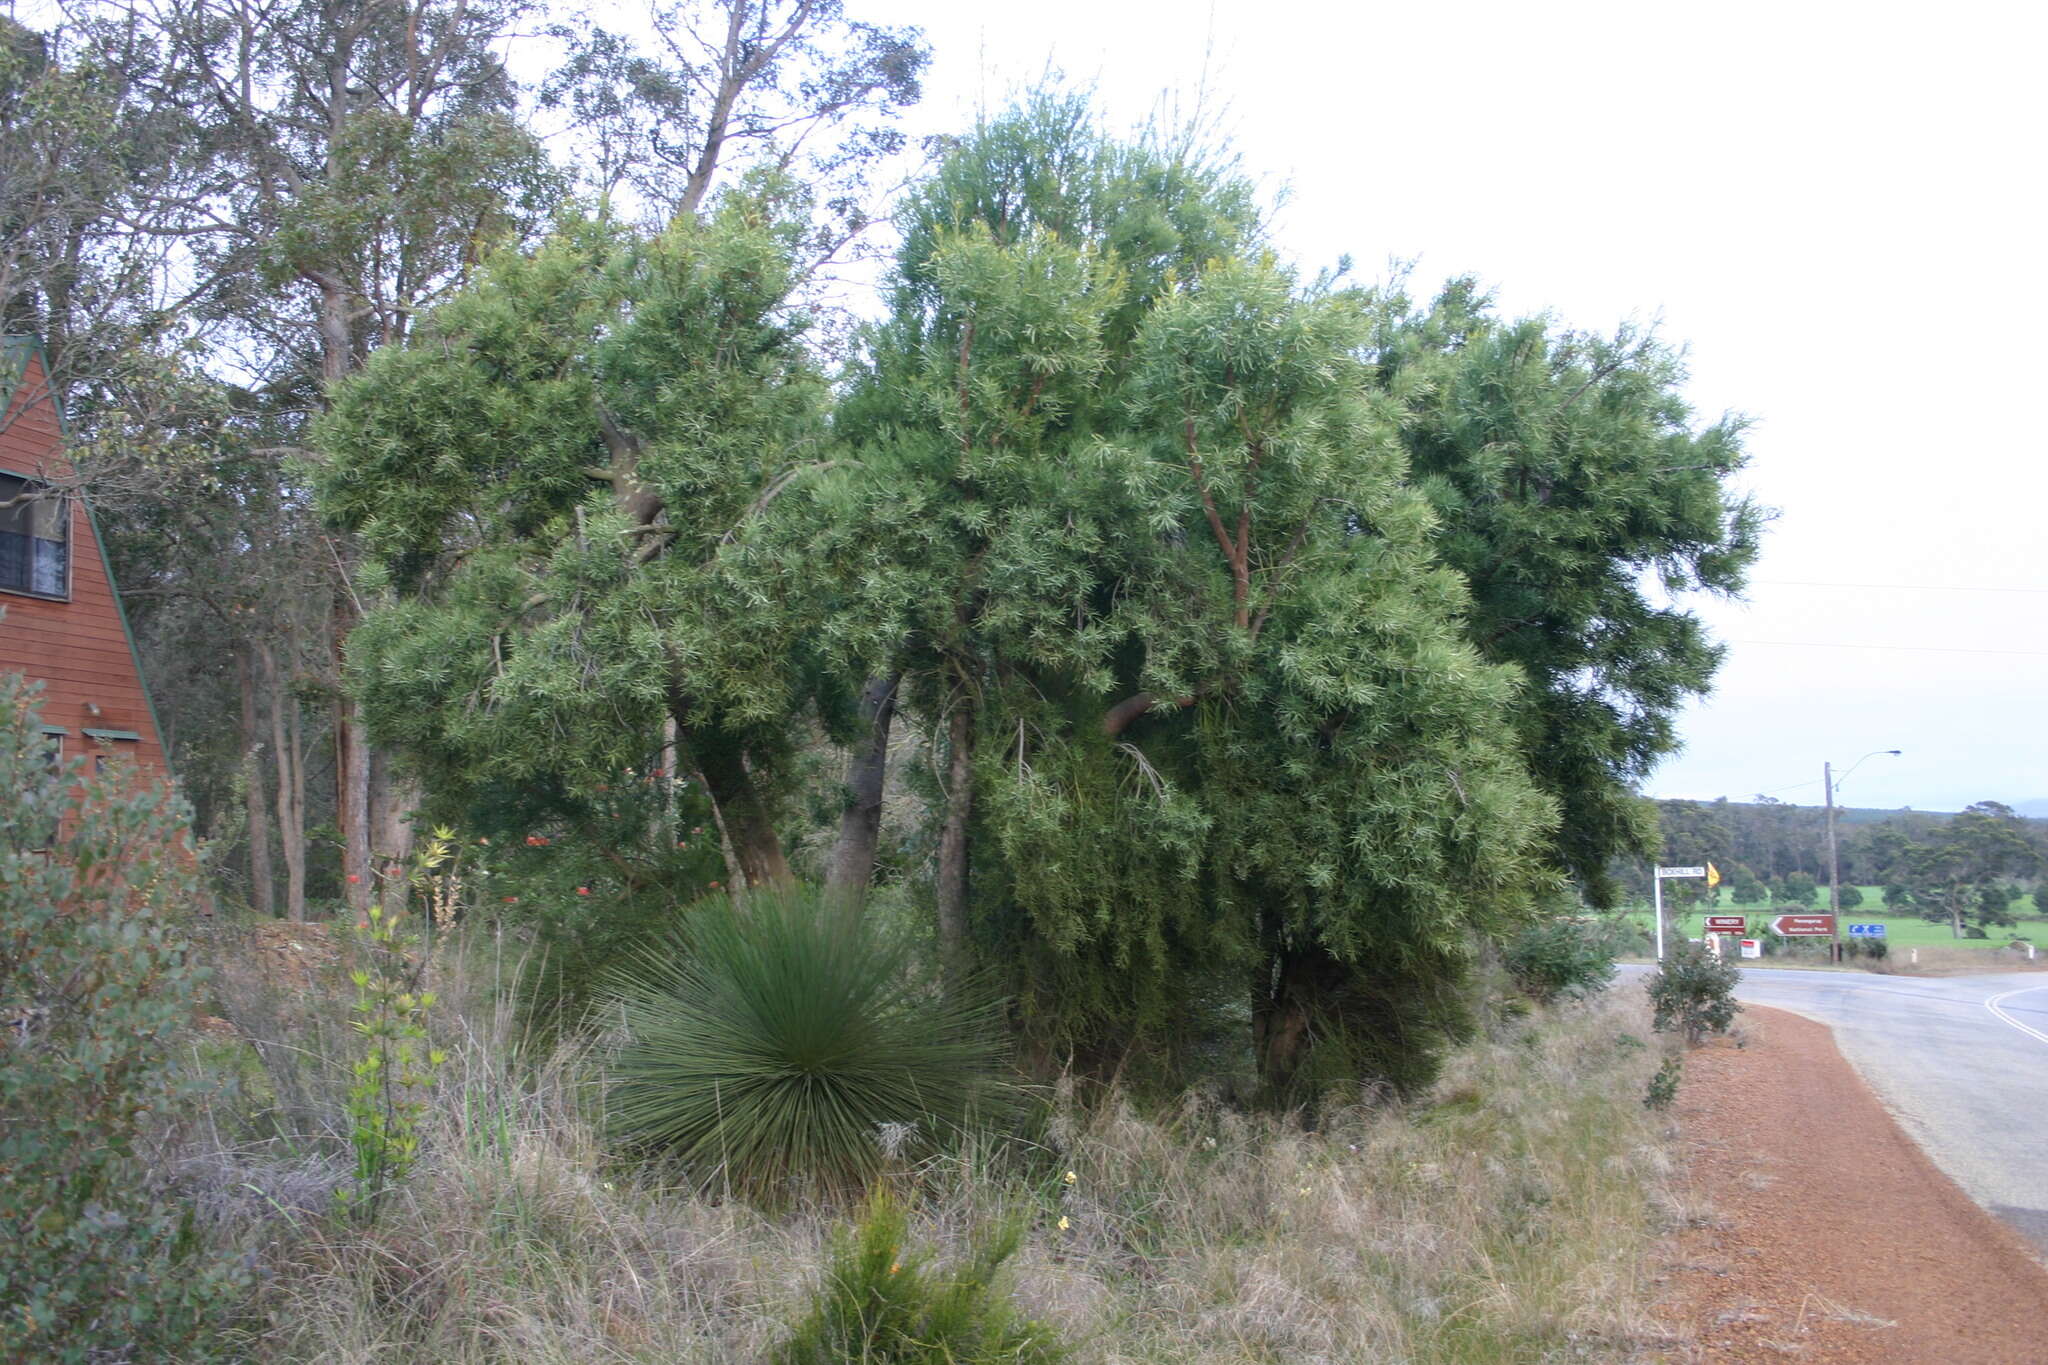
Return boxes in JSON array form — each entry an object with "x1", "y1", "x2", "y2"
[{"x1": 1620, "y1": 963, "x2": 2048, "y2": 1255}]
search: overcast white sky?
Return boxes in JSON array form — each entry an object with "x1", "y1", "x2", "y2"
[{"x1": 861, "y1": 0, "x2": 2048, "y2": 813}]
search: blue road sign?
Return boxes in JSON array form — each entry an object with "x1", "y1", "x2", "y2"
[{"x1": 1847, "y1": 922, "x2": 1886, "y2": 937}]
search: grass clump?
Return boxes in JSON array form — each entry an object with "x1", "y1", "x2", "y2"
[
  {"x1": 776, "y1": 1192, "x2": 1062, "y2": 1364},
  {"x1": 607, "y1": 885, "x2": 1014, "y2": 1199}
]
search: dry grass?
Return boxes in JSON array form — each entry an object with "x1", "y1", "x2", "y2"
[{"x1": 176, "y1": 937, "x2": 1683, "y2": 1363}]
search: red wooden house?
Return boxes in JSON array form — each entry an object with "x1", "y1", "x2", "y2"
[{"x1": 1, "y1": 336, "x2": 168, "y2": 774}]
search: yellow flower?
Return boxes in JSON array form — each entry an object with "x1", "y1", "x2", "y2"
[
  {"x1": 1056, "y1": 1216, "x2": 1070, "y2": 1231},
  {"x1": 889, "y1": 1262, "x2": 901, "y2": 1275},
  {"x1": 1063, "y1": 1169, "x2": 1077, "y2": 1185}
]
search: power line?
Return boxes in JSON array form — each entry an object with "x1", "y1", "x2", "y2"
[
  {"x1": 1730, "y1": 638, "x2": 2048, "y2": 659},
  {"x1": 1754, "y1": 578, "x2": 2048, "y2": 595}
]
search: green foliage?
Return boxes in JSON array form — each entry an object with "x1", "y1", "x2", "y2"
[
  {"x1": 607, "y1": 886, "x2": 1014, "y2": 1199},
  {"x1": 1503, "y1": 917, "x2": 1619, "y2": 1004},
  {"x1": 341, "y1": 829, "x2": 451, "y2": 1215},
  {"x1": 1645, "y1": 942, "x2": 1741, "y2": 1047},
  {"x1": 316, "y1": 190, "x2": 830, "y2": 886},
  {"x1": 1385, "y1": 285, "x2": 1762, "y2": 907},
  {"x1": 775, "y1": 1193, "x2": 1063, "y2": 1365},
  {"x1": 1837, "y1": 883, "x2": 1864, "y2": 910},
  {"x1": 1779, "y1": 871, "x2": 1817, "y2": 905},
  {"x1": 0, "y1": 675, "x2": 243, "y2": 1360},
  {"x1": 1644, "y1": 1056, "x2": 1682, "y2": 1111},
  {"x1": 1867, "y1": 802, "x2": 2039, "y2": 937}
]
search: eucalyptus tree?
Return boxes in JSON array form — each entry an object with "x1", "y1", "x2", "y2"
[
  {"x1": 1380, "y1": 281, "x2": 1764, "y2": 905},
  {"x1": 315, "y1": 193, "x2": 828, "y2": 889}
]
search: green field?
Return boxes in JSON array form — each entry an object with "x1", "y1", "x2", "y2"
[{"x1": 1627, "y1": 886, "x2": 2046, "y2": 950}]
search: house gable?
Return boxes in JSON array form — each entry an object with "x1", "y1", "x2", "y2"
[{"x1": 0, "y1": 338, "x2": 169, "y2": 774}]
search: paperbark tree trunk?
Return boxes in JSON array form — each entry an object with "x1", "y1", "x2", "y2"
[
  {"x1": 237, "y1": 647, "x2": 276, "y2": 918},
  {"x1": 373, "y1": 759, "x2": 420, "y2": 916},
  {"x1": 264, "y1": 646, "x2": 307, "y2": 922},
  {"x1": 331, "y1": 587, "x2": 374, "y2": 917},
  {"x1": 934, "y1": 691, "x2": 975, "y2": 987},
  {"x1": 825, "y1": 672, "x2": 900, "y2": 909}
]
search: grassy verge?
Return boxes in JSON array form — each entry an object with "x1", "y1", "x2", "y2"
[{"x1": 175, "y1": 935, "x2": 1684, "y2": 1363}]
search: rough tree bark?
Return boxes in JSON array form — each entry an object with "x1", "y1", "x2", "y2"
[{"x1": 824, "y1": 672, "x2": 900, "y2": 908}]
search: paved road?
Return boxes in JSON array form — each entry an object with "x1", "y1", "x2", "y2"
[{"x1": 1619, "y1": 963, "x2": 2048, "y2": 1254}]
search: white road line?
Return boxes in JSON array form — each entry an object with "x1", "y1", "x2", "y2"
[{"x1": 1985, "y1": 987, "x2": 2048, "y2": 1047}]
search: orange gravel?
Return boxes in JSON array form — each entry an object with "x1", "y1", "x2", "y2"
[{"x1": 1655, "y1": 1004, "x2": 2048, "y2": 1363}]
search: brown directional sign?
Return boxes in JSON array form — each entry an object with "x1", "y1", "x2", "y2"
[
  {"x1": 1704, "y1": 915, "x2": 1747, "y2": 934},
  {"x1": 1770, "y1": 913, "x2": 1836, "y2": 937}
]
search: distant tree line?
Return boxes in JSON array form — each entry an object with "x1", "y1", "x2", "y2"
[{"x1": 1620, "y1": 796, "x2": 2044, "y2": 936}]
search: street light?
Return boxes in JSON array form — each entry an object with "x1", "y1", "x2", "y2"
[{"x1": 1826, "y1": 749, "x2": 1901, "y2": 954}]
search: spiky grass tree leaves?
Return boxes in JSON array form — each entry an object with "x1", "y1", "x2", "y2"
[{"x1": 606, "y1": 887, "x2": 1014, "y2": 1200}]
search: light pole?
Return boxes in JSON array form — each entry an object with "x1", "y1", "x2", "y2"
[{"x1": 1825, "y1": 748, "x2": 1901, "y2": 955}]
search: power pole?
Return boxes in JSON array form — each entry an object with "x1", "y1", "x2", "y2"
[
  {"x1": 1825, "y1": 760, "x2": 1840, "y2": 915},
  {"x1": 1825, "y1": 760, "x2": 1841, "y2": 963}
]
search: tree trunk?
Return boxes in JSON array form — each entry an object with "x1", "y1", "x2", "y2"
[
  {"x1": 1252, "y1": 931, "x2": 1337, "y2": 1102},
  {"x1": 934, "y1": 691, "x2": 975, "y2": 986},
  {"x1": 264, "y1": 647, "x2": 307, "y2": 922},
  {"x1": 373, "y1": 759, "x2": 420, "y2": 917},
  {"x1": 688, "y1": 728, "x2": 791, "y2": 891},
  {"x1": 332, "y1": 589, "x2": 373, "y2": 916},
  {"x1": 825, "y1": 672, "x2": 900, "y2": 909},
  {"x1": 238, "y1": 647, "x2": 276, "y2": 918}
]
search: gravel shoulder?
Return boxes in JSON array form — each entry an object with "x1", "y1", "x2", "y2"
[{"x1": 1654, "y1": 1004, "x2": 2048, "y2": 1363}]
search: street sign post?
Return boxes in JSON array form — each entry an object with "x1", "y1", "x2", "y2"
[
  {"x1": 1739, "y1": 939, "x2": 1761, "y2": 959},
  {"x1": 1847, "y1": 922, "x2": 1887, "y2": 937},
  {"x1": 1705, "y1": 915, "x2": 1747, "y2": 935},
  {"x1": 1770, "y1": 913, "x2": 1836, "y2": 937},
  {"x1": 1651, "y1": 863, "x2": 1719, "y2": 961}
]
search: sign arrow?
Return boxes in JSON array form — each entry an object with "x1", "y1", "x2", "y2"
[{"x1": 1770, "y1": 913, "x2": 1837, "y2": 937}]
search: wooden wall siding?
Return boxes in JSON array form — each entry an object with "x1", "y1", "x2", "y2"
[{"x1": 0, "y1": 346, "x2": 168, "y2": 773}]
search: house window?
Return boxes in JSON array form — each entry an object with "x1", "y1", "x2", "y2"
[{"x1": 0, "y1": 470, "x2": 69, "y2": 598}]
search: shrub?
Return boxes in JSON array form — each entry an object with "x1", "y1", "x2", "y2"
[
  {"x1": 1643, "y1": 1056, "x2": 1682, "y2": 1110},
  {"x1": 775, "y1": 1192, "x2": 1063, "y2": 1365},
  {"x1": 342, "y1": 830, "x2": 451, "y2": 1216},
  {"x1": 607, "y1": 885, "x2": 1014, "y2": 1199},
  {"x1": 1837, "y1": 884, "x2": 1864, "y2": 910},
  {"x1": 1502, "y1": 917, "x2": 1618, "y2": 1003},
  {"x1": 1780, "y1": 872, "x2": 1818, "y2": 905},
  {"x1": 0, "y1": 675, "x2": 243, "y2": 1359},
  {"x1": 1644, "y1": 941, "x2": 1740, "y2": 1046}
]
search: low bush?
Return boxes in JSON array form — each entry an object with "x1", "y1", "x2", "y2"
[
  {"x1": 1503, "y1": 917, "x2": 1619, "y2": 1003},
  {"x1": 1643, "y1": 1056, "x2": 1682, "y2": 1110},
  {"x1": 1645, "y1": 941, "x2": 1740, "y2": 1046},
  {"x1": 0, "y1": 676, "x2": 243, "y2": 1360},
  {"x1": 606, "y1": 885, "x2": 1015, "y2": 1199},
  {"x1": 775, "y1": 1193, "x2": 1063, "y2": 1364}
]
